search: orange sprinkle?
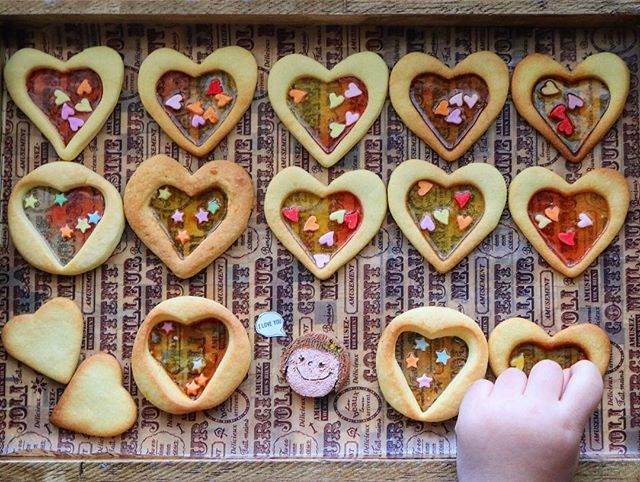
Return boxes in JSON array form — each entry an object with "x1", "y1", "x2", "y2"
[
  {"x1": 186, "y1": 101, "x2": 204, "y2": 115},
  {"x1": 185, "y1": 380, "x2": 200, "y2": 396},
  {"x1": 457, "y1": 214, "x2": 473, "y2": 231},
  {"x1": 203, "y1": 106, "x2": 219, "y2": 124},
  {"x1": 77, "y1": 79, "x2": 92, "y2": 96},
  {"x1": 175, "y1": 229, "x2": 191, "y2": 245},
  {"x1": 214, "y1": 93, "x2": 233, "y2": 108},
  {"x1": 417, "y1": 180, "x2": 433, "y2": 196},
  {"x1": 544, "y1": 205, "x2": 560, "y2": 222},
  {"x1": 59, "y1": 224, "x2": 74, "y2": 239},
  {"x1": 434, "y1": 99, "x2": 449, "y2": 116},
  {"x1": 303, "y1": 216, "x2": 319, "y2": 232},
  {"x1": 288, "y1": 88, "x2": 307, "y2": 105}
]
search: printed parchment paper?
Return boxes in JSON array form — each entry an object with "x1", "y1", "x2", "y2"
[{"x1": 0, "y1": 24, "x2": 638, "y2": 459}]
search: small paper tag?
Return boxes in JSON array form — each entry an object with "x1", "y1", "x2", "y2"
[{"x1": 256, "y1": 311, "x2": 286, "y2": 337}]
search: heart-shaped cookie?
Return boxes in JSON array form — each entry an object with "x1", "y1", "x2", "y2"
[
  {"x1": 509, "y1": 167, "x2": 629, "y2": 277},
  {"x1": 264, "y1": 166, "x2": 387, "y2": 280},
  {"x1": 1, "y1": 297, "x2": 83, "y2": 384},
  {"x1": 388, "y1": 160, "x2": 507, "y2": 273},
  {"x1": 389, "y1": 52, "x2": 509, "y2": 162},
  {"x1": 123, "y1": 155, "x2": 254, "y2": 279},
  {"x1": 50, "y1": 353, "x2": 137, "y2": 437},
  {"x1": 488, "y1": 317, "x2": 610, "y2": 376},
  {"x1": 8, "y1": 162, "x2": 125, "y2": 275},
  {"x1": 138, "y1": 47, "x2": 257, "y2": 157},
  {"x1": 376, "y1": 306, "x2": 488, "y2": 422},
  {"x1": 4, "y1": 47, "x2": 124, "y2": 161},
  {"x1": 268, "y1": 52, "x2": 388, "y2": 168},
  {"x1": 132, "y1": 296, "x2": 251, "y2": 414},
  {"x1": 512, "y1": 53, "x2": 629, "y2": 163}
]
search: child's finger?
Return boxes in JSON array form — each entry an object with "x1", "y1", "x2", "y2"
[
  {"x1": 562, "y1": 367, "x2": 571, "y2": 395},
  {"x1": 491, "y1": 367, "x2": 527, "y2": 397},
  {"x1": 458, "y1": 378, "x2": 493, "y2": 414},
  {"x1": 524, "y1": 359, "x2": 564, "y2": 400},
  {"x1": 560, "y1": 360, "x2": 603, "y2": 424}
]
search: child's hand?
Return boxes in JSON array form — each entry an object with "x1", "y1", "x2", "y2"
[{"x1": 456, "y1": 360, "x2": 603, "y2": 482}]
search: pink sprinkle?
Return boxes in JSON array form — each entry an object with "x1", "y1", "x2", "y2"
[
  {"x1": 171, "y1": 210, "x2": 184, "y2": 223},
  {"x1": 191, "y1": 114, "x2": 205, "y2": 127},
  {"x1": 419, "y1": 212, "x2": 436, "y2": 232},
  {"x1": 445, "y1": 108, "x2": 463, "y2": 125},
  {"x1": 61, "y1": 102, "x2": 75, "y2": 120},
  {"x1": 164, "y1": 94, "x2": 183, "y2": 110},
  {"x1": 68, "y1": 117, "x2": 84, "y2": 132},
  {"x1": 318, "y1": 231, "x2": 335, "y2": 247},
  {"x1": 313, "y1": 253, "x2": 331, "y2": 268},
  {"x1": 195, "y1": 208, "x2": 209, "y2": 224}
]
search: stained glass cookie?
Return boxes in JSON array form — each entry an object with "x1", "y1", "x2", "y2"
[
  {"x1": 4, "y1": 46, "x2": 124, "y2": 161},
  {"x1": 264, "y1": 166, "x2": 387, "y2": 280},
  {"x1": 279, "y1": 333, "x2": 349, "y2": 398},
  {"x1": 123, "y1": 155, "x2": 254, "y2": 279},
  {"x1": 512, "y1": 53, "x2": 629, "y2": 163},
  {"x1": 8, "y1": 162, "x2": 125, "y2": 276},
  {"x1": 509, "y1": 166, "x2": 629, "y2": 278},
  {"x1": 389, "y1": 51, "x2": 509, "y2": 162},
  {"x1": 376, "y1": 306, "x2": 488, "y2": 422},
  {"x1": 268, "y1": 52, "x2": 389, "y2": 168},
  {"x1": 138, "y1": 47, "x2": 257, "y2": 157},
  {"x1": 131, "y1": 296, "x2": 251, "y2": 414},
  {"x1": 488, "y1": 317, "x2": 610, "y2": 376},
  {"x1": 388, "y1": 159, "x2": 507, "y2": 273}
]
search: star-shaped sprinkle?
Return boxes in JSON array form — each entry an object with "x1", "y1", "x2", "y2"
[
  {"x1": 160, "y1": 321, "x2": 173, "y2": 333},
  {"x1": 414, "y1": 337, "x2": 429, "y2": 351},
  {"x1": 176, "y1": 229, "x2": 191, "y2": 245},
  {"x1": 54, "y1": 192, "x2": 67, "y2": 206},
  {"x1": 59, "y1": 224, "x2": 74, "y2": 239},
  {"x1": 417, "y1": 373, "x2": 433, "y2": 388},
  {"x1": 192, "y1": 357, "x2": 206, "y2": 371},
  {"x1": 405, "y1": 352, "x2": 419, "y2": 369},
  {"x1": 75, "y1": 217, "x2": 91, "y2": 233},
  {"x1": 196, "y1": 373, "x2": 209, "y2": 386},
  {"x1": 24, "y1": 194, "x2": 39, "y2": 209},
  {"x1": 186, "y1": 380, "x2": 200, "y2": 396},
  {"x1": 207, "y1": 199, "x2": 220, "y2": 214},
  {"x1": 435, "y1": 349, "x2": 451, "y2": 365},
  {"x1": 171, "y1": 210, "x2": 184, "y2": 223},
  {"x1": 87, "y1": 211, "x2": 101, "y2": 224},
  {"x1": 195, "y1": 208, "x2": 209, "y2": 224},
  {"x1": 157, "y1": 187, "x2": 172, "y2": 200}
]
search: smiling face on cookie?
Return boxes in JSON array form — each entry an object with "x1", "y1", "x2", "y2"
[{"x1": 285, "y1": 347, "x2": 341, "y2": 397}]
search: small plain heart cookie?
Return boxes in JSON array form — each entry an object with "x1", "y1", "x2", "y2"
[
  {"x1": 509, "y1": 167, "x2": 629, "y2": 278},
  {"x1": 124, "y1": 155, "x2": 254, "y2": 279},
  {"x1": 50, "y1": 353, "x2": 137, "y2": 437},
  {"x1": 389, "y1": 51, "x2": 509, "y2": 162},
  {"x1": 138, "y1": 47, "x2": 257, "y2": 157},
  {"x1": 488, "y1": 317, "x2": 611, "y2": 376},
  {"x1": 512, "y1": 53, "x2": 629, "y2": 163},
  {"x1": 388, "y1": 159, "x2": 507, "y2": 273},
  {"x1": 4, "y1": 47, "x2": 124, "y2": 161},
  {"x1": 8, "y1": 162, "x2": 125, "y2": 275},
  {"x1": 1, "y1": 298, "x2": 83, "y2": 384},
  {"x1": 132, "y1": 296, "x2": 251, "y2": 414},
  {"x1": 268, "y1": 52, "x2": 389, "y2": 168},
  {"x1": 376, "y1": 306, "x2": 488, "y2": 422},
  {"x1": 264, "y1": 166, "x2": 387, "y2": 280}
]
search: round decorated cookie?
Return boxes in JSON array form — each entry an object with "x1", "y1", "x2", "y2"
[
  {"x1": 279, "y1": 333, "x2": 349, "y2": 398},
  {"x1": 132, "y1": 296, "x2": 251, "y2": 414},
  {"x1": 8, "y1": 162, "x2": 125, "y2": 275}
]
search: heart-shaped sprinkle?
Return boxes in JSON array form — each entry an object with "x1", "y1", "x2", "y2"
[
  {"x1": 345, "y1": 111, "x2": 360, "y2": 126},
  {"x1": 454, "y1": 191, "x2": 471, "y2": 209},
  {"x1": 433, "y1": 208, "x2": 450, "y2": 225},
  {"x1": 283, "y1": 207, "x2": 300, "y2": 223},
  {"x1": 558, "y1": 230, "x2": 575, "y2": 246},
  {"x1": 557, "y1": 117, "x2": 574, "y2": 137},
  {"x1": 445, "y1": 108, "x2": 463, "y2": 125},
  {"x1": 344, "y1": 210, "x2": 359, "y2": 230},
  {"x1": 164, "y1": 94, "x2": 183, "y2": 110},
  {"x1": 203, "y1": 106, "x2": 218, "y2": 124},
  {"x1": 449, "y1": 92, "x2": 464, "y2": 107},
  {"x1": 215, "y1": 93, "x2": 233, "y2": 108},
  {"x1": 303, "y1": 216, "x2": 319, "y2": 232},
  {"x1": 68, "y1": 117, "x2": 84, "y2": 132},
  {"x1": 76, "y1": 78, "x2": 92, "y2": 96},
  {"x1": 288, "y1": 88, "x2": 308, "y2": 104},
  {"x1": 207, "y1": 79, "x2": 223, "y2": 96},
  {"x1": 567, "y1": 93, "x2": 585, "y2": 110},
  {"x1": 329, "y1": 93, "x2": 345, "y2": 109},
  {"x1": 318, "y1": 231, "x2": 335, "y2": 247},
  {"x1": 463, "y1": 93, "x2": 479, "y2": 109},
  {"x1": 313, "y1": 253, "x2": 331, "y2": 268},
  {"x1": 549, "y1": 104, "x2": 567, "y2": 122},
  {"x1": 456, "y1": 214, "x2": 473, "y2": 231},
  {"x1": 540, "y1": 80, "x2": 560, "y2": 97},
  {"x1": 53, "y1": 89, "x2": 71, "y2": 106},
  {"x1": 433, "y1": 99, "x2": 449, "y2": 116},
  {"x1": 329, "y1": 122, "x2": 346, "y2": 139},
  {"x1": 191, "y1": 114, "x2": 205, "y2": 128},
  {"x1": 61, "y1": 102, "x2": 75, "y2": 120},
  {"x1": 535, "y1": 214, "x2": 552, "y2": 229},
  {"x1": 187, "y1": 101, "x2": 204, "y2": 115},
  {"x1": 510, "y1": 353, "x2": 525, "y2": 370},
  {"x1": 544, "y1": 206, "x2": 560, "y2": 222},
  {"x1": 344, "y1": 82, "x2": 363, "y2": 98},
  {"x1": 74, "y1": 98, "x2": 92, "y2": 112},
  {"x1": 419, "y1": 212, "x2": 436, "y2": 232},
  {"x1": 329, "y1": 209, "x2": 346, "y2": 223},
  {"x1": 417, "y1": 180, "x2": 433, "y2": 196},
  {"x1": 577, "y1": 212, "x2": 593, "y2": 228}
]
